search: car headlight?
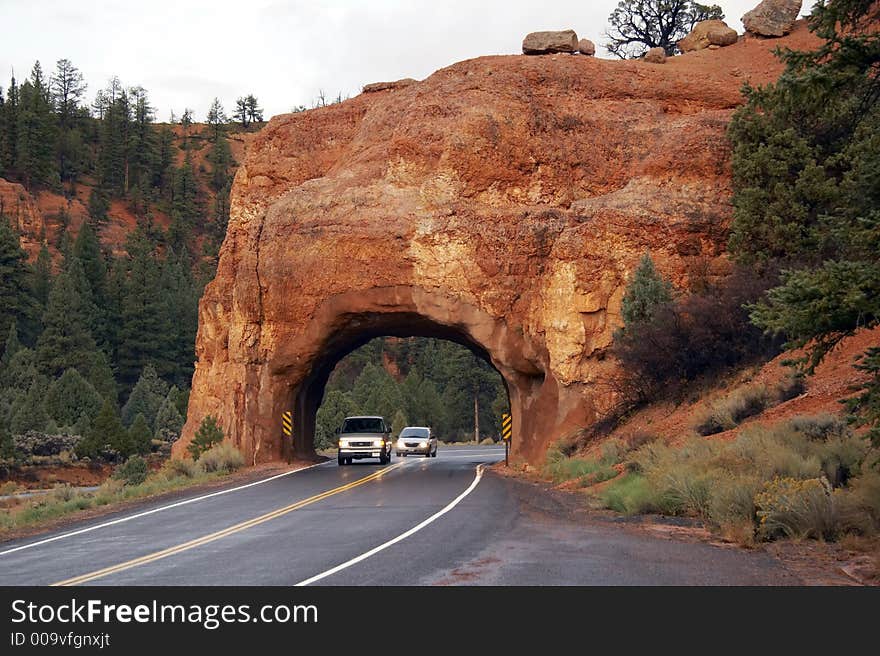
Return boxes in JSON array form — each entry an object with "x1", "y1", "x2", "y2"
[
  {"x1": 373, "y1": 439, "x2": 384, "y2": 447},
  {"x1": 420, "y1": 441, "x2": 427, "y2": 448},
  {"x1": 338, "y1": 439, "x2": 348, "y2": 448}
]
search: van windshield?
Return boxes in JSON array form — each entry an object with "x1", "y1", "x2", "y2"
[
  {"x1": 400, "y1": 428, "x2": 429, "y2": 438},
  {"x1": 341, "y1": 417, "x2": 385, "y2": 434}
]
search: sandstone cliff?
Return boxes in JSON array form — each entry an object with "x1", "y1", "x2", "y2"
[{"x1": 178, "y1": 21, "x2": 821, "y2": 464}]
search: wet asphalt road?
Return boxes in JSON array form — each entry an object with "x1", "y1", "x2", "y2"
[{"x1": 0, "y1": 446, "x2": 799, "y2": 586}]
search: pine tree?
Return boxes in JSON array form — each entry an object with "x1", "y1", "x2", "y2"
[
  {"x1": 10, "y1": 381, "x2": 49, "y2": 433},
  {"x1": 120, "y1": 364, "x2": 168, "y2": 428},
  {"x1": 1, "y1": 321, "x2": 22, "y2": 369},
  {"x1": 35, "y1": 258, "x2": 102, "y2": 380},
  {"x1": 315, "y1": 390, "x2": 358, "y2": 450},
  {"x1": 233, "y1": 97, "x2": 249, "y2": 128},
  {"x1": 128, "y1": 86, "x2": 157, "y2": 196},
  {"x1": 245, "y1": 95, "x2": 263, "y2": 124},
  {"x1": 154, "y1": 394, "x2": 184, "y2": 438},
  {"x1": 206, "y1": 98, "x2": 227, "y2": 140},
  {"x1": 73, "y1": 222, "x2": 110, "y2": 347},
  {"x1": 33, "y1": 242, "x2": 52, "y2": 310},
  {"x1": 0, "y1": 215, "x2": 37, "y2": 342},
  {"x1": 127, "y1": 412, "x2": 152, "y2": 455},
  {"x1": 620, "y1": 253, "x2": 673, "y2": 329},
  {"x1": 0, "y1": 346, "x2": 38, "y2": 392},
  {"x1": 1, "y1": 73, "x2": 19, "y2": 173},
  {"x1": 207, "y1": 132, "x2": 233, "y2": 192},
  {"x1": 96, "y1": 82, "x2": 130, "y2": 195},
  {"x1": 44, "y1": 368, "x2": 103, "y2": 429},
  {"x1": 188, "y1": 415, "x2": 223, "y2": 459},
  {"x1": 15, "y1": 62, "x2": 58, "y2": 189},
  {"x1": 86, "y1": 350, "x2": 117, "y2": 404},
  {"x1": 117, "y1": 231, "x2": 168, "y2": 387},
  {"x1": 87, "y1": 187, "x2": 110, "y2": 224},
  {"x1": 731, "y1": 1, "x2": 880, "y2": 375},
  {"x1": 51, "y1": 58, "x2": 88, "y2": 187},
  {"x1": 391, "y1": 409, "x2": 408, "y2": 437},
  {"x1": 77, "y1": 398, "x2": 129, "y2": 459}
]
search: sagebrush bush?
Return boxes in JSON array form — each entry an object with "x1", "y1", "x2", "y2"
[
  {"x1": 113, "y1": 455, "x2": 149, "y2": 486},
  {"x1": 198, "y1": 442, "x2": 244, "y2": 473},
  {"x1": 755, "y1": 477, "x2": 839, "y2": 540},
  {"x1": 599, "y1": 439, "x2": 628, "y2": 466},
  {"x1": 164, "y1": 458, "x2": 199, "y2": 479},
  {"x1": 694, "y1": 385, "x2": 772, "y2": 436},
  {"x1": 573, "y1": 413, "x2": 879, "y2": 543},
  {"x1": 787, "y1": 414, "x2": 850, "y2": 441},
  {"x1": 837, "y1": 471, "x2": 880, "y2": 532},
  {"x1": 707, "y1": 475, "x2": 761, "y2": 540},
  {"x1": 598, "y1": 474, "x2": 656, "y2": 515}
]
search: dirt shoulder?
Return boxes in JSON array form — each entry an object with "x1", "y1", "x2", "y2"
[
  {"x1": 0, "y1": 458, "x2": 324, "y2": 545},
  {"x1": 491, "y1": 462, "x2": 874, "y2": 586}
]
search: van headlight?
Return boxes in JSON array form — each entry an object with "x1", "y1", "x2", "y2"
[
  {"x1": 373, "y1": 439, "x2": 384, "y2": 447},
  {"x1": 338, "y1": 439, "x2": 348, "y2": 448}
]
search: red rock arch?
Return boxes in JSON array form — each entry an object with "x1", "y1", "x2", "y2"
[{"x1": 175, "y1": 32, "x2": 813, "y2": 464}]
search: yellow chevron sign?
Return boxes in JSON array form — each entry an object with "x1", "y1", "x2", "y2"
[
  {"x1": 281, "y1": 411, "x2": 293, "y2": 437},
  {"x1": 501, "y1": 413, "x2": 512, "y2": 441}
]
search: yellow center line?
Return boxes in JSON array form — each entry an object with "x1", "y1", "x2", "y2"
[{"x1": 51, "y1": 462, "x2": 404, "y2": 586}]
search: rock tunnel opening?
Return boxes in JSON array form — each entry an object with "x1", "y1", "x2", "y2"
[{"x1": 284, "y1": 312, "x2": 516, "y2": 461}]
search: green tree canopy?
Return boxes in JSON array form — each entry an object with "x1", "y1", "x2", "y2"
[
  {"x1": 620, "y1": 253, "x2": 673, "y2": 329},
  {"x1": 121, "y1": 364, "x2": 168, "y2": 428},
  {"x1": 44, "y1": 368, "x2": 103, "y2": 429}
]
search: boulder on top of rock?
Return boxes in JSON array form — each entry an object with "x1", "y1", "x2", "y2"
[
  {"x1": 522, "y1": 30, "x2": 578, "y2": 55},
  {"x1": 644, "y1": 47, "x2": 667, "y2": 63},
  {"x1": 742, "y1": 0, "x2": 802, "y2": 37},
  {"x1": 362, "y1": 78, "x2": 417, "y2": 94},
  {"x1": 678, "y1": 19, "x2": 739, "y2": 52},
  {"x1": 578, "y1": 38, "x2": 596, "y2": 56}
]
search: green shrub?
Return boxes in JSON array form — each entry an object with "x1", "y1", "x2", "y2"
[
  {"x1": 837, "y1": 471, "x2": 880, "y2": 533},
  {"x1": 787, "y1": 414, "x2": 850, "y2": 441},
  {"x1": 599, "y1": 474, "x2": 655, "y2": 515},
  {"x1": 707, "y1": 474, "x2": 761, "y2": 535},
  {"x1": 694, "y1": 385, "x2": 771, "y2": 436},
  {"x1": 694, "y1": 404, "x2": 736, "y2": 436},
  {"x1": 198, "y1": 442, "x2": 244, "y2": 473},
  {"x1": 755, "y1": 477, "x2": 839, "y2": 540},
  {"x1": 188, "y1": 415, "x2": 223, "y2": 460},
  {"x1": 164, "y1": 458, "x2": 199, "y2": 478},
  {"x1": 599, "y1": 439, "x2": 628, "y2": 466},
  {"x1": 727, "y1": 426, "x2": 823, "y2": 480},
  {"x1": 578, "y1": 466, "x2": 618, "y2": 487},
  {"x1": 113, "y1": 455, "x2": 149, "y2": 486}
]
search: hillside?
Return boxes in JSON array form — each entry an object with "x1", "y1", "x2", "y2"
[{"x1": 0, "y1": 124, "x2": 249, "y2": 264}]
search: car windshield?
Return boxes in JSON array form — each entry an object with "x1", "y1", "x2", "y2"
[
  {"x1": 341, "y1": 417, "x2": 384, "y2": 433},
  {"x1": 400, "y1": 428, "x2": 429, "y2": 438}
]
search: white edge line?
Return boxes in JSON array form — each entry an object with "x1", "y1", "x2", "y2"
[
  {"x1": 0, "y1": 461, "x2": 332, "y2": 557},
  {"x1": 295, "y1": 463, "x2": 485, "y2": 586}
]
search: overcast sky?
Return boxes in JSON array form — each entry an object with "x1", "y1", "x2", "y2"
[{"x1": 0, "y1": 0, "x2": 798, "y2": 122}]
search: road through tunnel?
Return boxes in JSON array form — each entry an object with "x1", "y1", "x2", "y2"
[{"x1": 272, "y1": 288, "x2": 552, "y2": 462}]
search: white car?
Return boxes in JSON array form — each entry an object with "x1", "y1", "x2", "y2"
[{"x1": 395, "y1": 427, "x2": 437, "y2": 458}]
